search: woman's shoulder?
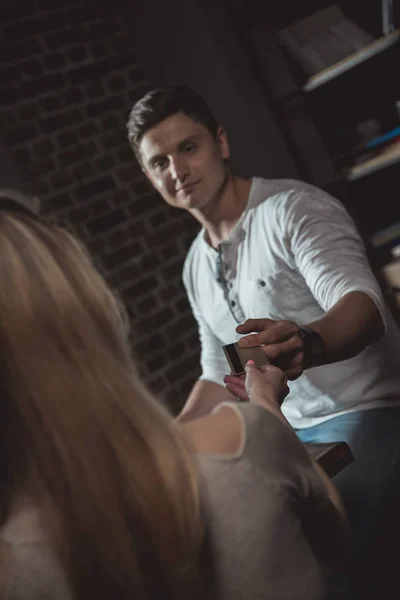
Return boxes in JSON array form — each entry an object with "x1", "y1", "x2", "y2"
[
  {"x1": 187, "y1": 401, "x2": 318, "y2": 490},
  {"x1": 0, "y1": 497, "x2": 47, "y2": 546},
  {"x1": 0, "y1": 499, "x2": 72, "y2": 600},
  {"x1": 182, "y1": 403, "x2": 246, "y2": 459},
  {"x1": 183, "y1": 401, "x2": 293, "y2": 462}
]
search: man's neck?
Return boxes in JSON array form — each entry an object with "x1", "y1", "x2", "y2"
[{"x1": 191, "y1": 174, "x2": 252, "y2": 248}]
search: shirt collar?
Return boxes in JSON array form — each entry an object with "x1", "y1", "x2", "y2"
[{"x1": 201, "y1": 176, "x2": 261, "y2": 253}]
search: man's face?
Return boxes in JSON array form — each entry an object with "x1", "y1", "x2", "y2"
[{"x1": 139, "y1": 113, "x2": 230, "y2": 211}]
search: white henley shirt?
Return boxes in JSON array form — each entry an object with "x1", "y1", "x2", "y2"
[{"x1": 183, "y1": 177, "x2": 400, "y2": 429}]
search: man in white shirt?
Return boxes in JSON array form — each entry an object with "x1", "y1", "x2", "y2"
[{"x1": 127, "y1": 86, "x2": 400, "y2": 598}]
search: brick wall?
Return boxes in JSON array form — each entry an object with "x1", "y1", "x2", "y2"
[{"x1": 0, "y1": 0, "x2": 202, "y2": 413}]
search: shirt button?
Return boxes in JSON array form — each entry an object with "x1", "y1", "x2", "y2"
[
  {"x1": 229, "y1": 282, "x2": 233, "y2": 289},
  {"x1": 231, "y1": 300, "x2": 236, "y2": 307},
  {"x1": 259, "y1": 280, "x2": 266, "y2": 287}
]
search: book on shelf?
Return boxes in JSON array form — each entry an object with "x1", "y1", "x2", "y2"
[
  {"x1": 346, "y1": 138, "x2": 400, "y2": 180},
  {"x1": 369, "y1": 221, "x2": 400, "y2": 251},
  {"x1": 278, "y1": 4, "x2": 374, "y2": 77},
  {"x1": 382, "y1": 260, "x2": 400, "y2": 309}
]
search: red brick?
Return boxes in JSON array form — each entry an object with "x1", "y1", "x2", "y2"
[
  {"x1": 0, "y1": 66, "x2": 18, "y2": 85},
  {"x1": 22, "y1": 73, "x2": 65, "y2": 98},
  {"x1": 86, "y1": 81, "x2": 105, "y2": 99},
  {"x1": 33, "y1": 138, "x2": 56, "y2": 156},
  {"x1": 4, "y1": 124, "x2": 38, "y2": 145},
  {"x1": 47, "y1": 191, "x2": 74, "y2": 210},
  {"x1": 0, "y1": 87, "x2": 18, "y2": 105},
  {"x1": 96, "y1": 155, "x2": 115, "y2": 171},
  {"x1": 42, "y1": 95, "x2": 63, "y2": 113},
  {"x1": 72, "y1": 161, "x2": 94, "y2": 181},
  {"x1": 41, "y1": 109, "x2": 82, "y2": 133},
  {"x1": 87, "y1": 208, "x2": 124, "y2": 235},
  {"x1": 59, "y1": 141, "x2": 98, "y2": 167},
  {"x1": 147, "y1": 375, "x2": 167, "y2": 396},
  {"x1": 147, "y1": 352, "x2": 168, "y2": 374},
  {"x1": 51, "y1": 171, "x2": 71, "y2": 190},
  {"x1": 103, "y1": 241, "x2": 142, "y2": 270},
  {"x1": 187, "y1": 332, "x2": 200, "y2": 349},
  {"x1": 91, "y1": 41, "x2": 109, "y2": 59},
  {"x1": 90, "y1": 197, "x2": 110, "y2": 215},
  {"x1": 163, "y1": 242, "x2": 180, "y2": 261},
  {"x1": 162, "y1": 258, "x2": 185, "y2": 281},
  {"x1": 149, "y1": 209, "x2": 168, "y2": 228},
  {"x1": 166, "y1": 315, "x2": 196, "y2": 342},
  {"x1": 129, "y1": 195, "x2": 161, "y2": 217},
  {"x1": 75, "y1": 175, "x2": 115, "y2": 201},
  {"x1": 180, "y1": 372, "x2": 199, "y2": 395},
  {"x1": 174, "y1": 296, "x2": 190, "y2": 314},
  {"x1": 116, "y1": 147, "x2": 134, "y2": 164},
  {"x1": 24, "y1": 157, "x2": 56, "y2": 181},
  {"x1": 18, "y1": 103, "x2": 41, "y2": 120},
  {"x1": 67, "y1": 206, "x2": 90, "y2": 223},
  {"x1": 108, "y1": 227, "x2": 128, "y2": 248},
  {"x1": 32, "y1": 180, "x2": 51, "y2": 197},
  {"x1": 159, "y1": 284, "x2": 179, "y2": 302},
  {"x1": 140, "y1": 253, "x2": 161, "y2": 272},
  {"x1": 44, "y1": 52, "x2": 67, "y2": 69},
  {"x1": 125, "y1": 274, "x2": 159, "y2": 299},
  {"x1": 66, "y1": 46, "x2": 88, "y2": 63},
  {"x1": 101, "y1": 115, "x2": 121, "y2": 131},
  {"x1": 117, "y1": 165, "x2": 136, "y2": 184},
  {"x1": 57, "y1": 130, "x2": 78, "y2": 147},
  {"x1": 127, "y1": 221, "x2": 147, "y2": 237},
  {"x1": 168, "y1": 341, "x2": 185, "y2": 360},
  {"x1": 118, "y1": 263, "x2": 141, "y2": 283},
  {"x1": 101, "y1": 131, "x2": 126, "y2": 151},
  {"x1": 110, "y1": 189, "x2": 130, "y2": 206},
  {"x1": 12, "y1": 147, "x2": 31, "y2": 167},
  {"x1": 165, "y1": 354, "x2": 200, "y2": 385},
  {"x1": 136, "y1": 294, "x2": 159, "y2": 315},
  {"x1": 6, "y1": 40, "x2": 42, "y2": 61},
  {"x1": 0, "y1": 2, "x2": 200, "y2": 414},
  {"x1": 90, "y1": 238, "x2": 108, "y2": 255},
  {"x1": 147, "y1": 222, "x2": 183, "y2": 249},
  {"x1": 79, "y1": 121, "x2": 99, "y2": 138}
]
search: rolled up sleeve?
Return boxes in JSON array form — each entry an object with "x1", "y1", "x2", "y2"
[{"x1": 285, "y1": 191, "x2": 387, "y2": 329}]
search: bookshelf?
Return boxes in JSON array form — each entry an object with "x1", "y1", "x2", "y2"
[
  {"x1": 303, "y1": 29, "x2": 400, "y2": 91},
  {"x1": 347, "y1": 139, "x2": 400, "y2": 180},
  {"x1": 224, "y1": 0, "x2": 400, "y2": 317}
]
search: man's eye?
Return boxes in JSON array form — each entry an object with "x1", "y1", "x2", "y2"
[
  {"x1": 183, "y1": 143, "x2": 196, "y2": 153},
  {"x1": 153, "y1": 159, "x2": 167, "y2": 170}
]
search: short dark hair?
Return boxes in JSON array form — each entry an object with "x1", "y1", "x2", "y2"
[{"x1": 127, "y1": 86, "x2": 219, "y2": 161}]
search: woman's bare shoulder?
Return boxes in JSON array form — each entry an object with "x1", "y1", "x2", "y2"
[{"x1": 181, "y1": 403, "x2": 245, "y2": 458}]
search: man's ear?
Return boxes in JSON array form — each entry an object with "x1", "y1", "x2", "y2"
[{"x1": 217, "y1": 126, "x2": 230, "y2": 160}]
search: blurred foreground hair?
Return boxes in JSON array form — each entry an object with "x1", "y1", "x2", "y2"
[{"x1": 0, "y1": 206, "x2": 204, "y2": 599}]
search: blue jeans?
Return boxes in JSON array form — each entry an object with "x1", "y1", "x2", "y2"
[{"x1": 297, "y1": 407, "x2": 400, "y2": 599}]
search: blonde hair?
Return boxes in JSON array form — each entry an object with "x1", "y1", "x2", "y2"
[{"x1": 0, "y1": 210, "x2": 204, "y2": 599}]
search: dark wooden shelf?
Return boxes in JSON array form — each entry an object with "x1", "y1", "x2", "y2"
[
  {"x1": 303, "y1": 30, "x2": 400, "y2": 91},
  {"x1": 346, "y1": 141, "x2": 400, "y2": 180}
]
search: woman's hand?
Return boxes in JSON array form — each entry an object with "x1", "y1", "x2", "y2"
[{"x1": 224, "y1": 361, "x2": 289, "y2": 408}]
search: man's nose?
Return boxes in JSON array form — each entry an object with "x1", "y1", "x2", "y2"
[{"x1": 170, "y1": 157, "x2": 189, "y2": 182}]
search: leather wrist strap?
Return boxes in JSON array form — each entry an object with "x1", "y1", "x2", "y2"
[{"x1": 299, "y1": 326, "x2": 324, "y2": 370}]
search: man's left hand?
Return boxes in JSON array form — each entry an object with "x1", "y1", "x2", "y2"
[{"x1": 237, "y1": 318, "x2": 305, "y2": 380}]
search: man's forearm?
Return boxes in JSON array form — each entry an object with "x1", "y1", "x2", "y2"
[{"x1": 307, "y1": 291, "x2": 385, "y2": 366}]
